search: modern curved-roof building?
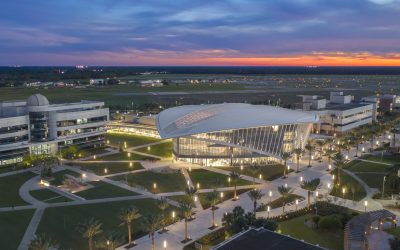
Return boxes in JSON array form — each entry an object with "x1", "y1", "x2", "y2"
[{"x1": 157, "y1": 103, "x2": 318, "y2": 166}]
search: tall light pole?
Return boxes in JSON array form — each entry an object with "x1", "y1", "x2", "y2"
[{"x1": 382, "y1": 176, "x2": 387, "y2": 198}]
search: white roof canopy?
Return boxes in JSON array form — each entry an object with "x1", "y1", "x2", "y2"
[{"x1": 156, "y1": 103, "x2": 319, "y2": 139}]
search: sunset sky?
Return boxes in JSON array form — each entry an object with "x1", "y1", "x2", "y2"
[{"x1": 1, "y1": 0, "x2": 400, "y2": 66}]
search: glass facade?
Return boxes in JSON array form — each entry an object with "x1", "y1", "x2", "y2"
[
  {"x1": 29, "y1": 112, "x2": 49, "y2": 142},
  {"x1": 174, "y1": 124, "x2": 312, "y2": 166}
]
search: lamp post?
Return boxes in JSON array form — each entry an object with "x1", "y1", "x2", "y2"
[
  {"x1": 315, "y1": 191, "x2": 319, "y2": 203},
  {"x1": 364, "y1": 200, "x2": 368, "y2": 212},
  {"x1": 267, "y1": 206, "x2": 270, "y2": 218},
  {"x1": 269, "y1": 191, "x2": 272, "y2": 203},
  {"x1": 300, "y1": 176, "x2": 303, "y2": 183},
  {"x1": 197, "y1": 183, "x2": 200, "y2": 189},
  {"x1": 295, "y1": 199, "x2": 299, "y2": 211},
  {"x1": 153, "y1": 182, "x2": 157, "y2": 193},
  {"x1": 259, "y1": 174, "x2": 262, "y2": 180},
  {"x1": 328, "y1": 164, "x2": 332, "y2": 171},
  {"x1": 104, "y1": 168, "x2": 108, "y2": 174},
  {"x1": 163, "y1": 240, "x2": 167, "y2": 250},
  {"x1": 342, "y1": 187, "x2": 346, "y2": 199}
]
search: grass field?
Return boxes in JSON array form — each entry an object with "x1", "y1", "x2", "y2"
[
  {"x1": 98, "y1": 152, "x2": 158, "y2": 161},
  {"x1": 189, "y1": 169, "x2": 252, "y2": 189},
  {"x1": 361, "y1": 155, "x2": 400, "y2": 165},
  {"x1": 36, "y1": 198, "x2": 176, "y2": 250},
  {"x1": 29, "y1": 189, "x2": 72, "y2": 203},
  {"x1": 0, "y1": 165, "x2": 25, "y2": 174},
  {"x1": 356, "y1": 173, "x2": 386, "y2": 190},
  {"x1": 279, "y1": 214, "x2": 344, "y2": 250},
  {"x1": 50, "y1": 170, "x2": 80, "y2": 186},
  {"x1": 267, "y1": 194, "x2": 303, "y2": 210},
  {"x1": 135, "y1": 141, "x2": 173, "y2": 158},
  {"x1": 0, "y1": 209, "x2": 35, "y2": 250},
  {"x1": 106, "y1": 133, "x2": 161, "y2": 148},
  {"x1": 75, "y1": 181, "x2": 139, "y2": 200},
  {"x1": 111, "y1": 170, "x2": 187, "y2": 193},
  {"x1": 346, "y1": 160, "x2": 393, "y2": 173},
  {"x1": 0, "y1": 172, "x2": 37, "y2": 207},
  {"x1": 71, "y1": 162, "x2": 143, "y2": 175},
  {"x1": 330, "y1": 169, "x2": 366, "y2": 201},
  {"x1": 217, "y1": 164, "x2": 289, "y2": 181}
]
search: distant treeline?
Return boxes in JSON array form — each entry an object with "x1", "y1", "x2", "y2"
[{"x1": 1, "y1": 66, "x2": 400, "y2": 87}]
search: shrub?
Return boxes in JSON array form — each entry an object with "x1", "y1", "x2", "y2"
[
  {"x1": 253, "y1": 218, "x2": 278, "y2": 231},
  {"x1": 318, "y1": 215, "x2": 342, "y2": 230},
  {"x1": 312, "y1": 215, "x2": 321, "y2": 227}
]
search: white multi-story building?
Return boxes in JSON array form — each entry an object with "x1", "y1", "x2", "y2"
[
  {"x1": 298, "y1": 92, "x2": 374, "y2": 135},
  {"x1": 0, "y1": 94, "x2": 109, "y2": 167}
]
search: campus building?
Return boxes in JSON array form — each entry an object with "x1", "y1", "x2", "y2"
[
  {"x1": 156, "y1": 103, "x2": 318, "y2": 166},
  {"x1": 0, "y1": 94, "x2": 109, "y2": 166},
  {"x1": 298, "y1": 92, "x2": 374, "y2": 135}
]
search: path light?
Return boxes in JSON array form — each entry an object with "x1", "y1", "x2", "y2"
[
  {"x1": 342, "y1": 187, "x2": 346, "y2": 198},
  {"x1": 267, "y1": 206, "x2": 271, "y2": 218},
  {"x1": 124, "y1": 141, "x2": 127, "y2": 148},
  {"x1": 220, "y1": 192, "x2": 224, "y2": 198},
  {"x1": 284, "y1": 183, "x2": 288, "y2": 188},
  {"x1": 315, "y1": 191, "x2": 319, "y2": 202},
  {"x1": 172, "y1": 211, "x2": 175, "y2": 219},
  {"x1": 197, "y1": 183, "x2": 200, "y2": 189},
  {"x1": 187, "y1": 180, "x2": 190, "y2": 186},
  {"x1": 153, "y1": 182, "x2": 157, "y2": 190},
  {"x1": 389, "y1": 135, "x2": 392, "y2": 140},
  {"x1": 147, "y1": 146, "x2": 151, "y2": 151},
  {"x1": 129, "y1": 162, "x2": 133, "y2": 167},
  {"x1": 376, "y1": 141, "x2": 380, "y2": 146},
  {"x1": 128, "y1": 152, "x2": 131, "y2": 158},
  {"x1": 240, "y1": 165, "x2": 243, "y2": 171},
  {"x1": 228, "y1": 177, "x2": 231, "y2": 183},
  {"x1": 327, "y1": 183, "x2": 331, "y2": 189},
  {"x1": 362, "y1": 147, "x2": 365, "y2": 153},
  {"x1": 332, "y1": 175, "x2": 335, "y2": 181},
  {"x1": 189, "y1": 166, "x2": 192, "y2": 172},
  {"x1": 345, "y1": 155, "x2": 349, "y2": 160},
  {"x1": 295, "y1": 199, "x2": 299, "y2": 211},
  {"x1": 259, "y1": 174, "x2": 262, "y2": 180},
  {"x1": 163, "y1": 240, "x2": 167, "y2": 250},
  {"x1": 328, "y1": 164, "x2": 332, "y2": 170},
  {"x1": 93, "y1": 155, "x2": 96, "y2": 160},
  {"x1": 311, "y1": 155, "x2": 314, "y2": 160},
  {"x1": 82, "y1": 173, "x2": 86, "y2": 179},
  {"x1": 104, "y1": 168, "x2": 108, "y2": 174},
  {"x1": 287, "y1": 165, "x2": 290, "y2": 171},
  {"x1": 269, "y1": 191, "x2": 272, "y2": 203},
  {"x1": 107, "y1": 140, "x2": 110, "y2": 144},
  {"x1": 364, "y1": 200, "x2": 368, "y2": 212},
  {"x1": 300, "y1": 176, "x2": 303, "y2": 183},
  {"x1": 194, "y1": 195, "x2": 198, "y2": 202}
]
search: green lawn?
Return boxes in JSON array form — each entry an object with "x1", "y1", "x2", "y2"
[
  {"x1": 356, "y1": 173, "x2": 386, "y2": 190},
  {"x1": 347, "y1": 160, "x2": 393, "y2": 173},
  {"x1": 189, "y1": 169, "x2": 252, "y2": 189},
  {"x1": 0, "y1": 209, "x2": 35, "y2": 250},
  {"x1": 37, "y1": 199, "x2": 176, "y2": 250},
  {"x1": 75, "y1": 181, "x2": 139, "y2": 200},
  {"x1": 50, "y1": 170, "x2": 80, "y2": 186},
  {"x1": 198, "y1": 189, "x2": 252, "y2": 210},
  {"x1": 71, "y1": 162, "x2": 143, "y2": 175},
  {"x1": 98, "y1": 152, "x2": 158, "y2": 161},
  {"x1": 135, "y1": 141, "x2": 173, "y2": 158},
  {"x1": 0, "y1": 172, "x2": 37, "y2": 207},
  {"x1": 111, "y1": 170, "x2": 187, "y2": 193},
  {"x1": 385, "y1": 227, "x2": 400, "y2": 237},
  {"x1": 217, "y1": 164, "x2": 289, "y2": 181},
  {"x1": 0, "y1": 164, "x2": 25, "y2": 174},
  {"x1": 106, "y1": 133, "x2": 161, "y2": 148},
  {"x1": 330, "y1": 169, "x2": 366, "y2": 201},
  {"x1": 29, "y1": 189, "x2": 72, "y2": 203},
  {"x1": 168, "y1": 195, "x2": 195, "y2": 206},
  {"x1": 361, "y1": 155, "x2": 400, "y2": 165},
  {"x1": 279, "y1": 214, "x2": 344, "y2": 250}
]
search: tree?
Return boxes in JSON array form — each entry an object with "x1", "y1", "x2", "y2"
[
  {"x1": 207, "y1": 190, "x2": 219, "y2": 228},
  {"x1": 277, "y1": 185, "x2": 294, "y2": 213},
  {"x1": 333, "y1": 153, "x2": 345, "y2": 186},
  {"x1": 185, "y1": 187, "x2": 198, "y2": 200},
  {"x1": 292, "y1": 148, "x2": 304, "y2": 172},
  {"x1": 305, "y1": 142, "x2": 315, "y2": 167},
  {"x1": 325, "y1": 148, "x2": 336, "y2": 165},
  {"x1": 281, "y1": 152, "x2": 292, "y2": 178},
  {"x1": 142, "y1": 215, "x2": 161, "y2": 250},
  {"x1": 247, "y1": 189, "x2": 264, "y2": 217},
  {"x1": 314, "y1": 140, "x2": 326, "y2": 159},
  {"x1": 28, "y1": 234, "x2": 58, "y2": 250},
  {"x1": 179, "y1": 201, "x2": 194, "y2": 241},
  {"x1": 61, "y1": 145, "x2": 79, "y2": 159},
  {"x1": 101, "y1": 231, "x2": 123, "y2": 250},
  {"x1": 156, "y1": 197, "x2": 169, "y2": 232},
  {"x1": 77, "y1": 218, "x2": 103, "y2": 250},
  {"x1": 301, "y1": 178, "x2": 320, "y2": 207},
  {"x1": 118, "y1": 207, "x2": 140, "y2": 246},
  {"x1": 229, "y1": 171, "x2": 241, "y2": 200}
]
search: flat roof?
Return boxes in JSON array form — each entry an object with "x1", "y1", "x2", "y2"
[
  {"x1": 214, "y1": 228, "x2": 325, "y2": 250},
  {"x1": 325, "y1": 102, "x2": 371, "y2": 111}
]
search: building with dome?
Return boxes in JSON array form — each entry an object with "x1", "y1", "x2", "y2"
[
  {"x1": 156, "y1": 103, "x2": 318, "y2": 166},
  {"x1": 0, "y1": 94, "x2": 109, "y2": 167}
]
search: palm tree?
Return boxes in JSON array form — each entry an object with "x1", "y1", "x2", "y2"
[
  {"x1": 333, "y1": 152, "x2": 345, "y2": 186},
  {"x1": 142, "y1": 215, "x2": 161, "y2": 250},
  {"x1": 277, "y1": 185, "x2": 294, "y2": 213},
  {"x1": 292, "y1": 148, "x2": 304, "y2": 172},
  {"x1": 102, "y1": 231, "x2": 123, "y2": 250},
  {"x1": 248, "y1": 164, "x2": 260, "y2": 186},
  {"x1": 179, "y1": 201, "x2": 194, "y2": 241},
  {"x1": 301, "y1": 178, "x2": 320, "y2": 207},
  {"x1": 156, "y1": 197, "x2": 169, "y2": 232},
  {"x1": 281, "y1": 152, "x2": 292, "y2": 178},
  {"x1": 314, "y1": 140, "x2": 326, "y2": 159},
  {"x1": 247, "y1": 189, "x2": 264, "y2": 217},
  {"x1": 305, "y1": 142, "x2": 315, "y2": 167},
  {"x1": 207, "y1": 190, "x2": 219, "y2": 228},
  {"x1": 185, "y1": 186, "x2": 198, "y2": 201},
  {"x1": 118, "y1": 207, "x2": 141, "y2": 247},
  {"x1": 77, "y1": 218, "x2": 103, "y2": 250},
  {"x1": 29, "y1": 234, "x2": 58, "y2": 250},
  {"x1": 325, "y1": 148, "x2": 336, "y2": 166},
  {"x1": 229, "y1": 171, "x2": 241, "y2": 200}
]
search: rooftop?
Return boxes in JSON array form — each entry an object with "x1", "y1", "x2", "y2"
[
  {"x1": 324, "y1": 102, "x2": 372, "y2": 111},
  {"x1": 213, "y1": 228, "x2": 325, "y2": 250}
]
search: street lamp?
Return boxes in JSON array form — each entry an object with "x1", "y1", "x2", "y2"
[{"x1": 364, "y1": 200, "x2": 368, "y2": 212}]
